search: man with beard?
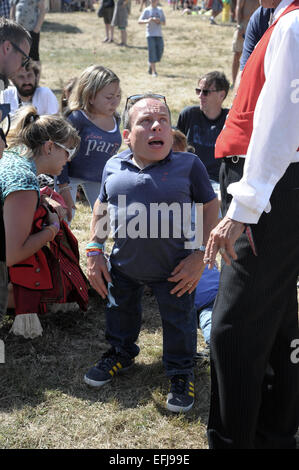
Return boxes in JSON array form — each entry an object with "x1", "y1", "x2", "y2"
[{"x1": 3, "y1": 61, "x2": 59, "y2": 117}]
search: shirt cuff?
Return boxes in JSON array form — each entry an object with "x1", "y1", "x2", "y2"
[{"x1": 226, "y1": 198, "x2": 262, "y2": 224}]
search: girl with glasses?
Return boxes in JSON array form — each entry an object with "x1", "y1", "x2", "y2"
[
  {"x1": 55, "y1": 64, "x2": 122, "y2": 223},
  {"x1": 0, "y1": 106, "x2": 88, "y2": 338}
]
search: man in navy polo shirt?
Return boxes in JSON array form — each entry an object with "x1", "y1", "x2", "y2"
[{"x1": 84, "y1": 93, "x2": 218, "y2": 413}]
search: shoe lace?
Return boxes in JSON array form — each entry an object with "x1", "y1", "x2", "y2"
[
  {"x1": 97, "y1": 347, "x2": 121, "y2": 371},
  {"x1": 170, "y1": 375, "x2": 188, "y2": 395}
]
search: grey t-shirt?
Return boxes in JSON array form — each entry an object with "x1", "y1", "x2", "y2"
[
  {"x1": 139, "y1": 6, "x2": 165, "y2": 37},
  {"x1": 10, "y1": 0, "x2": 41, "y2": 31}
]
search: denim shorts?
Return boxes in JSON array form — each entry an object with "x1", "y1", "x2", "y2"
[{"x1": 147, "y1": 36, "x2": 164, "y2": 63}]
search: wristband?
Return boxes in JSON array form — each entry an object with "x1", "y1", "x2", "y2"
[
  {"x1": 194, "y1": 245, "x2": 206, "y2": 252},
  {"x1": 86, "y1": 250, "x2": 104, "y2": 257},
  {"x1": 59, "y1": 185, "x2": 72, "y2": 194},
  {"x1": 52, "y1": 221, "x2": 60, "y2": 232},
  {"x1": 85, "y1": 241, "x2": 105, "y2": 250}
]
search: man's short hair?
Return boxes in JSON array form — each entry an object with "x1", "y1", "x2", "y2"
[
  {"x1": 25, "y1": 61, "x2": 40, "y2": 78},
  {"x1": 122, "y1": 92, "x2": 172, "y2": 130},
  {"x1": 199, "y1": 71, "x2": 230, "y2": 99},
  {"x1": 0, "y1": 17, "x2": 32, "y2": 48}
]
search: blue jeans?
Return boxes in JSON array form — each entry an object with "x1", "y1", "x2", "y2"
[
  {"x1": 105, "y1": 266, "x2": 197, "y2": 376},
  {"x1": 55, "y1": 177, "x2": 102, "y2": 222},
  {"x1": 198, "y1": 300, "x2": 214, "y2": 346}
]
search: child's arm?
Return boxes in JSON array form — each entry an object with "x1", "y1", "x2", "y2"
[
  {"x1": 138, "y1": 12, "x2": 152, "y2": 24},
  {"x1": 138, "y1": 17, "x2": 151, "y2": 24}
]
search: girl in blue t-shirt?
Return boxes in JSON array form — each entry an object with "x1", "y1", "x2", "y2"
[{"x1": 56, "y1": 64, "x2": 122, "y2": 222}]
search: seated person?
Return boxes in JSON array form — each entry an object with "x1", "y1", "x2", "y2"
[
  {"x1": 177, "y1": 71, "x2": 229, "y2": 195},
  {"x1": 3, "y1": 62, "x2": 59, "y2": 118},
  {"x1": 0, "y1": 106, "x2": 88, "y2": 338},
  {"x1": 194, "y1": 264, "x2": 219, "y2": 361}
]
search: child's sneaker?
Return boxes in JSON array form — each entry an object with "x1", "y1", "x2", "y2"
[
  {"x1": 84, "y1": 347, "x2": 134, "y2": 387},
  {"x1": 166, "y1": 374, "x2": 195, "y2": 413}
]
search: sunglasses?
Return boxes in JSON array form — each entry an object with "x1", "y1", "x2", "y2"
[
  {"x1": 125, "y1": 93, "x2": 167, "y2": 112},
  {"x1": 54, "y1": 141, "x2": 77, "y2": 162},
  {"x1": 195, "y1": 88, "x2": 219, "y2": 96},
  {"x1": 10, "y1": 41, "x2": 31, "y2": 68}
]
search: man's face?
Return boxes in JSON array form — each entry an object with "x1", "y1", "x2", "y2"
[
  {"x1": 2, "y1": 39, "x2": 31, "y2": 79},
  {"x1": 12, "y1": 68, "x2": 37, "y2": 98},
  {"x1": 197, "y1": 78, "x2": 225, "y2": 115},
  {"x1": 123, "y1": 98, "x2": 173, "y2": 167}
]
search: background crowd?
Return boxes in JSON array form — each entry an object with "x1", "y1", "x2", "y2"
[{"x1": 0, "y1": 0, "x2": 298, "y2": 450}]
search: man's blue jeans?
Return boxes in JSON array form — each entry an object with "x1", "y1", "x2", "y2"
[
  {"x1": 198, "y1": 300, "x2": 214, "y2": 346},
  {"x1": 105, "y1": 266, "x2": 197, "y2": 377}
]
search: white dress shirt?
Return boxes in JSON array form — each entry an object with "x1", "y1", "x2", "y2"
[{"x1": 227, "y1": 0, "x2": 299, "y2": 224}]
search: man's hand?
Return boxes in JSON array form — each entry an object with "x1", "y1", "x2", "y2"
[
  {"x1": 167, "y1": 251, "x2": 205, "y2": 297},
  {"x1": 86, "y1": 253, "x2": 112, "y2": 299},
  {"x1": 204, "y1": 215, "x2": 245, "y2": 268}
]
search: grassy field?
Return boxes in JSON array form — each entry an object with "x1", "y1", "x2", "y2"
[{"x1": 0, "y1": 4, "x2": 256, "y2": 450}]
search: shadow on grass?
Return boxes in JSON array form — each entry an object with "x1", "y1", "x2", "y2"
[
  {"x1": 0, "y1": 294, "x2": 210, "y2": 426},
  {"x1": 42, "y1": 20, "x2": 82, "y2": 34}
]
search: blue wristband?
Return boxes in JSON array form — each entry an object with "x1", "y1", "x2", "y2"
[{"x1": 85, "y1": 241, "x2": 104, "y2": 250}]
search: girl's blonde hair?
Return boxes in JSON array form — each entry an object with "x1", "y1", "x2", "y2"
[
  {"x1": 67, "y1": 64, "x2": 120, "y2": 113},
  {"x1": 7, "y1": 106, "x2": 80, "y2": 158}
]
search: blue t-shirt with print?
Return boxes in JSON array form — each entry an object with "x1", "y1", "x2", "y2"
[
  {"x1": 56, "y1": 110, "x2": 122, "y2": 184},
  {"x1": 99, "y1": 149, "x2": 216, "y2": 282}
]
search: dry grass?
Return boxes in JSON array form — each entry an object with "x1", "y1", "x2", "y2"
[{"x1": 1, "y1": 4, "x2": 237, "y2": 450}]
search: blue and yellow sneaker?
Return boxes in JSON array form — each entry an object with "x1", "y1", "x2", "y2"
[
  {"x1": 166, "y1": 374, "x2": 195, "y2": 413},
  {"x1": 84, "y1": 347, "x2": 134, "y2": 387}
]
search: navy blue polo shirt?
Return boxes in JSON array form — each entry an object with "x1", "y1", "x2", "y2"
[{"x1": 99, "y1": 149, "x2": 216, "y2": 282}]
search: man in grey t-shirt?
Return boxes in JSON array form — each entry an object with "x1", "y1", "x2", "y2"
[{"x1": 10, "y1": 0, "x2": 46, "y2": 63}]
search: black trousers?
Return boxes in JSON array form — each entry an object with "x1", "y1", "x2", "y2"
[{"x1": 207, "y1": 158, "x2": 299, "y2": 449}]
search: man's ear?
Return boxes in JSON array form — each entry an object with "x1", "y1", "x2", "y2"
[
  {"x1": 2, "y1": 40, "x2": 11, "y2": 57},
  {"x1": 219, "y1": 90, "x2": 226, "y2": 102},
  {"x1": 123, "y1": 129, "x2": 131, "y2": 145}
]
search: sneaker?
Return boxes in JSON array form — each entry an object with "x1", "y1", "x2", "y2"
[
  {"x1": 84, "y1": 347, "x2": 134, "y2": 387},
  {"x1": 152, "y1": 72, "x2": 158, "y2": 77},
  {"x1": 210, "y1": 17, "x2": 216, "y2": 25},
  {"x1": 194, "y1": 345, "x2": 210, "y2": 363},
  {"x1": 166, "y1": 374, "x2": 195, "y2": 413}
]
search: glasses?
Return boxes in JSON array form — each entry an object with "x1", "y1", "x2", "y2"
[
  {"x1": 10, "y1": 41, "x2": 31, "y2": 68},
  {"x1": 54, "y1": 141, "x2": 77, "y2": 161},
  {"x1": 125, "y1": 94, "x2": 167, "y2": 112},
  {"x1": 195, "y1": 88, "x2": 220, "y2": 96}
]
